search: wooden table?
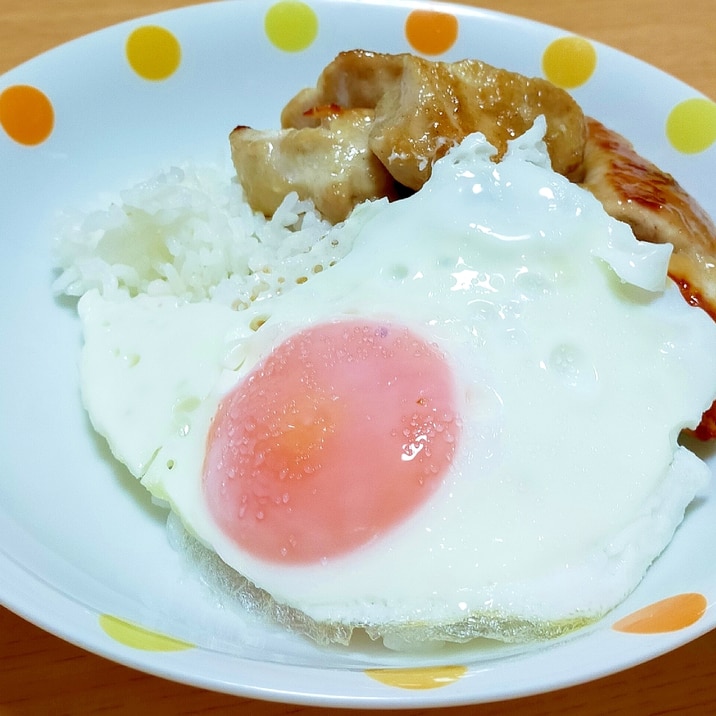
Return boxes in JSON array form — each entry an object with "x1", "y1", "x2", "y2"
[{"x1": 1, "y1": 1, "x2": 714, "y2": 713}]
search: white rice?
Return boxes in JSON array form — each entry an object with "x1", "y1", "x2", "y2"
[{"x1": 52, "y1": 164, "x2": 371, "y2": 308}]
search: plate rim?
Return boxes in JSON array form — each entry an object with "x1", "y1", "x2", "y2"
[{"x1": 1, "y1": 0, "x2": 715, "y2": 708}]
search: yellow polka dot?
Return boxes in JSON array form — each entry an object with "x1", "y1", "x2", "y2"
[
  {"x1": 666, "y1": 98, "x2": 716, "y2": 154},
  {"x1": 542, "y1": 36, "x2": 597, "y2": 89},
  {"x1": 99, "y1": 614, "x2": 194, "y2": 651},
  {"x1": 365, "y1": 664, "x2": 467, "y2": 690},
  {"x1": 265, "y1": 1, "x2": 318, "y2": 53},
  {"x1": 0, "y1": 84, "x2": 54, "y2": 146},
  {"x1": 405, "y1": 10, "x2": 459, "y2": 56},
  {"x1": 126, "y1": 26, "x2": 181, "y2": 81},
  {"x1": 612, "y1": 593, "x2": 707, "y2": 634}
]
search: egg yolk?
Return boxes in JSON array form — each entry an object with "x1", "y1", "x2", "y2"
[{"x1": 202, "y1": 320, "x2": 459, "y2": 563}]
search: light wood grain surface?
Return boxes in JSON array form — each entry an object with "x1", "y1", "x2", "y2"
[{"x1": 1, "y1": 1, "x2": 715, "y2": 714}]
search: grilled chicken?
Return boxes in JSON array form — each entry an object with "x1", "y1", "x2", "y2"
[
  {"x1": 241, "y1": 50, "x2": 585, "y2": 221},
  {"x1": 281, "y1": 50, "x2": 586, "y2": 191},
  {"x1": 230, "y1": 108, "x2": 398, "y2": 224},
  {"x1": 370, "y1": 52, "x2": 586, "y2": 190},
  {"x1": 581, "y1": 118, "x2": 716, "y2": 321},
  {"x1": 281, "y1": 51, "x2": 405, "y2": 129}
]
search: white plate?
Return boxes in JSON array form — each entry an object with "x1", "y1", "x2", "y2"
[{"x1": 1, "y1": 0, "x2": 715, "y2": 707}]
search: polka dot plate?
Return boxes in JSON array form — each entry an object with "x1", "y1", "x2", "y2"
[{"x1": 1, "y1": 0, "x2": 715, "y2": 708}]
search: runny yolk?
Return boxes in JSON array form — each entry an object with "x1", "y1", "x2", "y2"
[{"x1": 202, "y1": 320, "x2": 460, "y2": 563}]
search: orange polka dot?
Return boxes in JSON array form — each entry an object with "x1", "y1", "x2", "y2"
[
  {"x1": 405, "y1": 10, "x2": 458, "y2": 56},
  {"x1": 612, "y1": 593, "x2": 707, "y2": 634},
  {"x1": 0, "y1": 84, "x2": 54, "y2": 146},
  {"x1": 126, "y1": 26, "x2": 181, "y2": 81},
  {"x1": 365, "y1": 664, "x2": 467, "y2": 690},
  {"x1": 542, "y1": 36, "x2": 597, "y2": 89}
]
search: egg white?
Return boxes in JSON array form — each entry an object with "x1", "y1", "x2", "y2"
[{"x1": 78, "y1": 119, "x2": 716, "y2": 645}]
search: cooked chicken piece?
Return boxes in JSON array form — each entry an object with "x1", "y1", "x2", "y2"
[
  {"x1": 230, "y1": 108, "x2": 398, "y2": 224},
  {"x1": 581, "y1": 118, "x2": 716, "y2": 321},
  {"x1": 371, "y1": 55, "x2": 587, "y2": 190},
  {"x1": 281, "y1": 51, "x2": 405, "y2": 129},
  {"x1": 281, "y1": 50, "x2": 587, "y2": 190}
]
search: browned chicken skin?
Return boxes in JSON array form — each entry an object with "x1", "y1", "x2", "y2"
[
  {"x1": 281, "y1": 50, "x2": 586, "y2": 191},
  {"x1": 580, "y1": 117, "x2": 716, "y2": 321}
]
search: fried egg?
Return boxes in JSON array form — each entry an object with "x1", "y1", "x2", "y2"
[{"x1": 78, "y1": 119, "x2": 716, "y2": 647}]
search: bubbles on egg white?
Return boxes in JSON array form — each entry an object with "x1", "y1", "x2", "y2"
[{"x1": 544, "y1": 343, "x2": 599, "y2": 392}]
